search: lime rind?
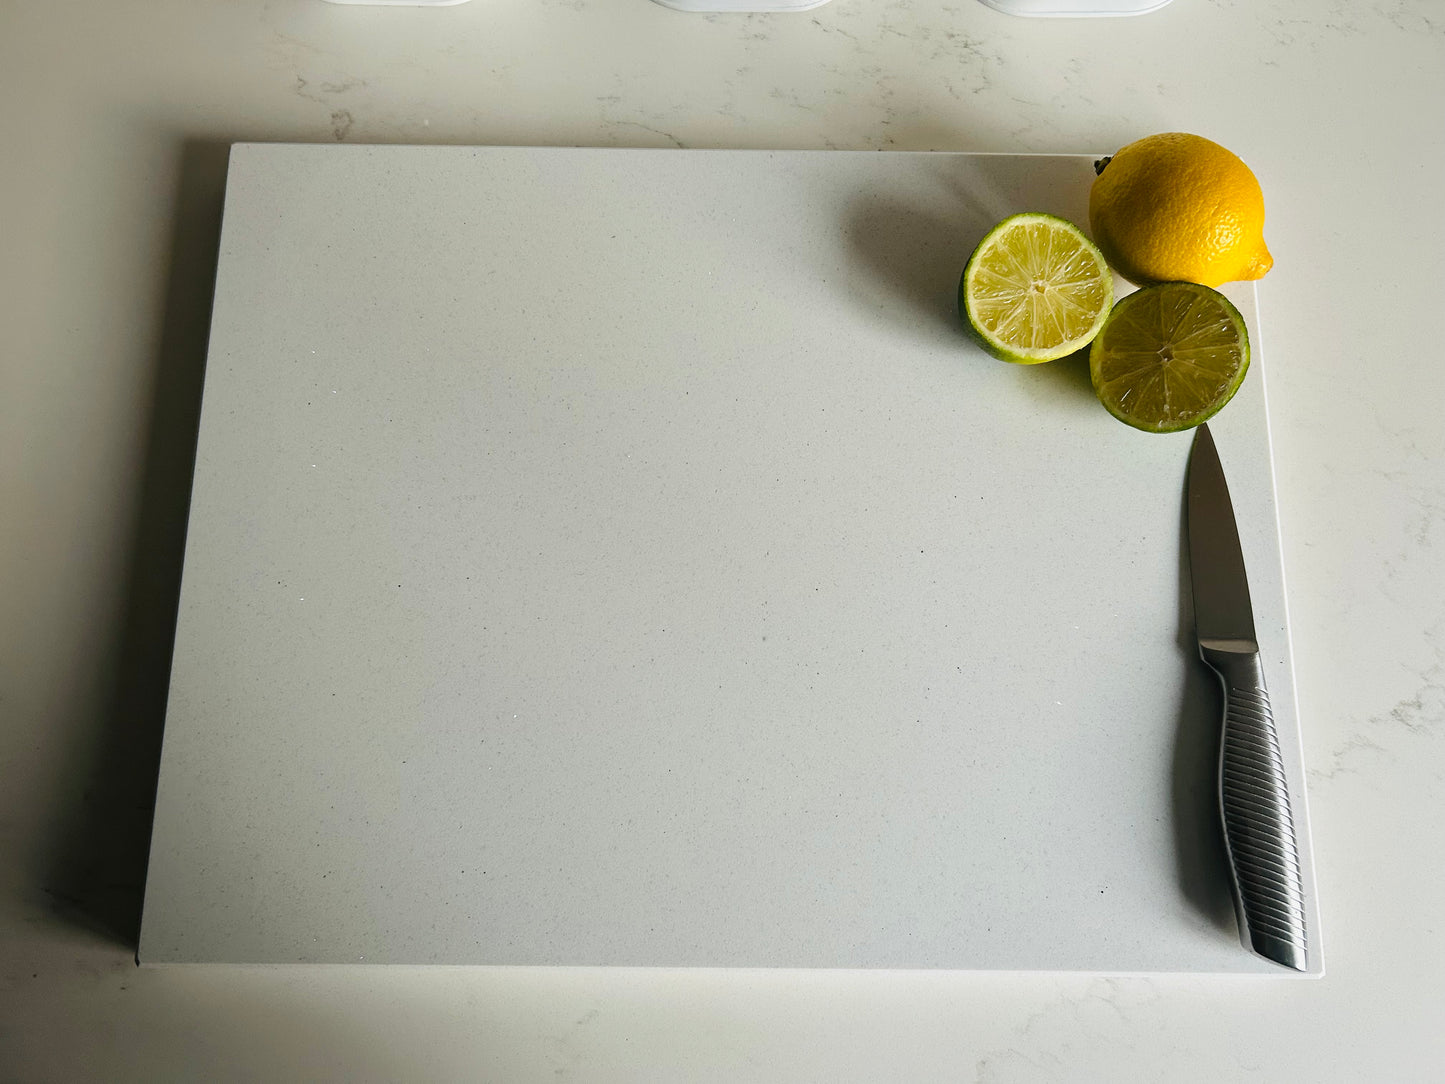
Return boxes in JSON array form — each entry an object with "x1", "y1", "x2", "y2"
[
  {"x1": 959, "y1": 212, "x2": 1114, "y2": 365},
  {"x1": 1088, "y1": 282, "x2": 1250, "y2": 433}
]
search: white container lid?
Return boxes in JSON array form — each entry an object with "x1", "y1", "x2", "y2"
[
  {"x1": 321, "y1": 0, "x2": 472, "y2": 6},
  {"x1": 978, "y1": 0, "x2": 1175, "y2": 15},
  {"x1": 652, "y1": 0, "x2": 832, "y2": 11}
]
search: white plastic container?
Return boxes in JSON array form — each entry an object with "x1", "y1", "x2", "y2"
[
  {"x1": 656, "y1": 0, "x2": 1174, "y2": 12},
  {"x1": 322, "y1": 0, "x2": 471, "y2": 6},
  {"x1": 651, "y1": 0, "x2": 832, "y2": 10},
  {"x1": 979, "y1": 0, "x2": 1174, "y2": 14}
]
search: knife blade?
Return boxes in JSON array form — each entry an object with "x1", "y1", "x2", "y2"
[{"x1": 1186, "y1": 423, "x2": 1308, "y2": 971}]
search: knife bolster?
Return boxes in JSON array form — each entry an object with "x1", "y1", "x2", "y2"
[{"x1": 1199, "y1": 638, "x2": 1261, "y2": 666}]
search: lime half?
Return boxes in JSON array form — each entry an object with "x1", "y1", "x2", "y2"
[
  {"x1": 960, "y1": 212, "x2": 1114, "y2": 364},
  {"x1": 1089, "y1": 282, "x2": 1249, "y2": 433}
]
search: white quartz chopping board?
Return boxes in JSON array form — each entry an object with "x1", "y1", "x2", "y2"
[{"x1": 138, "y1": 144, "x2": 1320, "y2": 973}]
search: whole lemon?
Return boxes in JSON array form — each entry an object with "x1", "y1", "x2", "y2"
[{"x1": 1089, "y1": 133, "x2": 1272, "y2": 288}]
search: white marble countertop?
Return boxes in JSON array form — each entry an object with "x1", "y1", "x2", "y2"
[{"x1": 2, "y1": 0, "x2": 1442, "y2": 1079}]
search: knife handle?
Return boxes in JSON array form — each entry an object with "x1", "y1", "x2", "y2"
[{"x1": 1201, "y1": 643, "x2": 1309, "y2": 971}]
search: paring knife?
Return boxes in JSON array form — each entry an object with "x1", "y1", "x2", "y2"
[{"x1": 1186, "y1": 424, "x2": 1308, "y2": 971}]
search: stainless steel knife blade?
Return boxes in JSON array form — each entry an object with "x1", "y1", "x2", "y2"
[
  {"x1": 1186, "y1": 424, "x2": 1308, "y2": 971},
  {"x1": 1187, "y1": 426, "x2": 1257, "y2": 649}
]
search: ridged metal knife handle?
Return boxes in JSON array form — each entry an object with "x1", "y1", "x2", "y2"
[{"x1": 1202, "y1": 644, "x2": 1308, "y2": 971}]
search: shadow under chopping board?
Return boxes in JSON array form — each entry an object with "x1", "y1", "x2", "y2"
[{"x1": 44, "y1": 140, "x2": 230, "y2": 948}]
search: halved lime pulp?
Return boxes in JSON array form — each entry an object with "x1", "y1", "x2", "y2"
[
  {"x1": 960, "y1": 212, "x2": 1114, "y2": 364},
  {"x1": 1089, "y1": 282, "x2": 1250, "y2": 434}
]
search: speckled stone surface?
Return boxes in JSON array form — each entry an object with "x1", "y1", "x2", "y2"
[{"x1": 137, "y1": 144, "x2": 1317, "y2": 972}]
